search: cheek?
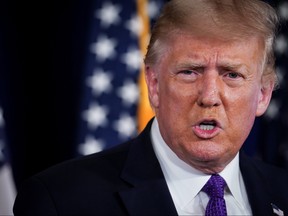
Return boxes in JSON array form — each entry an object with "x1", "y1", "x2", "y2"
[
  {"x1": 159, "y1": 80, "x2": 194, "y2": 114},
  {"x1": 226, "y1": 83, "x2": 260, "y2": 112},
  {"x1": 226, "y1": 89, "x2": 259, "y2": 138}
]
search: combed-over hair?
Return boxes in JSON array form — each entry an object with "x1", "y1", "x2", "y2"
[{"x1": 144, "y1": 0, "x2": 280, "y2": 88}]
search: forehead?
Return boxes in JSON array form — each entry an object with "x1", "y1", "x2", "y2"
[{"x1": 162, "y1": 33, "x2": 265, "y2": 67}]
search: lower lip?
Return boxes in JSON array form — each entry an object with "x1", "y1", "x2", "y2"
[{"x1": 192, "y1": 125, "x2": 221, "y2": 139}]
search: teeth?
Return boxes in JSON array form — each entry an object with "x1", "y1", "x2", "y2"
[{"x1": 199, "y1": 124, "x2": 215, "y2": 130}]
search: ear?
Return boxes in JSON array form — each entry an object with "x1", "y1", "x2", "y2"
[
  {"x1": 145, "y1": 65, "x2": 159, "y2": 108},
  {"x1": 256, "y1": 79, "x2": 274, "y2": 117}
]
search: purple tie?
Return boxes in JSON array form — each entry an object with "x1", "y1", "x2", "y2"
[{"x1": 202, "y1": 174, "x2": 227, "y2": 216}]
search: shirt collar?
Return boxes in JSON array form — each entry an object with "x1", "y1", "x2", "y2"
[
  {"x1": 151, "y1": 118, "x2": 244, "y2": 208},
  {"x1": 219, "y1": 154, "x2": 246, "y2": 208}
]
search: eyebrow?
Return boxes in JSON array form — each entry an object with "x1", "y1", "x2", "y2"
[
  {"x1": 218, "y1": 62, "x2": 249, "y2": 73},
  {"x1": 174, "y1": 61, "x2": 248, "y2": 71},
  {"x1": 174, "y1": 62, "x2": 205, "y2": 70}
]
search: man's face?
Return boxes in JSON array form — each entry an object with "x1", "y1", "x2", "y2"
[{"x1": 146, "y1": 34, "x2": 274, "y2": 174}]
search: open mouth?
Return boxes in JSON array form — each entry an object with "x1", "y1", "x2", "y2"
[
  {"x1": 193, "y1": 119, "x2": 220, "y2": 139},
  {"x1": 199, "y1": 121, "x2": 217, "y2": 130}
]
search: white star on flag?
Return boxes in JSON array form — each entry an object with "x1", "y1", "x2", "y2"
[
  {"x1": 125, "y1": 14, "x2": 143, "y2": 37},
  {"x1": 78, "y1": 136, "x2": 105, "y2": 155},
  {"x1": 113, "y1": 114, "x2": 137, "y2": 138},
  {"x1": 117, "y1": 79, "x2": 139, "y2": 106},
  {"x1": 274, "y1": 34, "x2": 288, "y2": 55},
  {"x1": 121, "y1": 47, "x2": 143, "y2": 71},
  {"x1": 265, "y1": 99, "x2": 280, "y2": 120},
  {"x1": 95, "y1": 2, "x2": 122, "y2": 28},
  {"x1": 147, "y1": 1, "x2": 162, "y2": 19},
  {"x1": 90, "y1": 35, "x2": 117, "y2": 62},
  {"x1": 278, "y1": 2, "x2": 288, "y2": 20},
  {"x1": 86, "y1": 69, "x2": 113, "y2": 96},
  {"x1": 82, "y1": 103, "x2": 109, "y2": 129}
]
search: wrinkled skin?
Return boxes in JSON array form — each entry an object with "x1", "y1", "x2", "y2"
[{"x1": 145, "y1": 33, "x2": 274, "y2": 174}]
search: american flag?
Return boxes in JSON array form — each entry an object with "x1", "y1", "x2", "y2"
[{"x1": 76, "y1": 0, "x2": 165, "y2": 156}]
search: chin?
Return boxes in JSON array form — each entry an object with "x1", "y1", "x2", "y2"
[
  {"x1": 191, "y1": 142, "x2": 225, "y2": 158},
  {"x1": 186, "y1": 145, "x2": 229, "y2": 164},
  {"x1": 186, "y1": 151, "x2": 229, "y2": 174}
]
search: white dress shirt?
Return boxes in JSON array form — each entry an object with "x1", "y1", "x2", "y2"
[{"x1": 151, "y1": 118, "x2": 252, "y2": 215}]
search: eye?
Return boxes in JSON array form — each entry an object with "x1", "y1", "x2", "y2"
[
  {"x1": 223, "y1": 71, "x2": 245, "y2": 87},
  {"x1": 177, "y1": 70, "x2": 198, "y2": 82},
  {"x1": 180, "y1": 70, "x2": 194, "y2": 75},
  {"x1": 225, "y1": 72, "x2": 242, "y2": 79}
]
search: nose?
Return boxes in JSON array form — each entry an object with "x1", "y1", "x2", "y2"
[{"x1": 197, "y1": 72, "x2": 222, "y2": 107}]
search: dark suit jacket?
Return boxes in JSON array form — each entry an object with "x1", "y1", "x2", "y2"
[{"x1": 13, "y1": 118, "x2": 288, "y2": 216}]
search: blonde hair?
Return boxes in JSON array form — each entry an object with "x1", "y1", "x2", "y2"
[{"x1": 144, "y1": 0, "x2": 280, "y2": 87}]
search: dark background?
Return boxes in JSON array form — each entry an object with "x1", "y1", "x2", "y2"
[
  {"x1": 1, "y1": 0, "x2": 287, "y2": 191},
  {"x1": 0, "y1": 0, "x2": 96, "y2": 189}
]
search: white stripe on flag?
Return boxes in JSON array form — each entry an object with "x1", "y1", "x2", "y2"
[{"x1": 0, "y1": 164, "x2": 16, "y2": 215}]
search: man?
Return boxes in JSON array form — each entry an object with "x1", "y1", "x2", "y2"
[{"x1": 13, "y1": 0, "x2": 288, "y2": 215}]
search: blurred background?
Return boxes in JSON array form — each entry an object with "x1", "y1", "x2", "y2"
[{"x1": 0, "y1": 0, "x2": 287, "y2": 214}]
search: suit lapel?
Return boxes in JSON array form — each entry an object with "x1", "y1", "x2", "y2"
[
  {"x1": 119, "y1": 181, "x2": 177, "y2": 216},
  {"x1": 240, "y1": 151, "x2": 275, "y2": 215},
  {"x1": 118, "y1": 118, "x2": 178, "y2": 216}
]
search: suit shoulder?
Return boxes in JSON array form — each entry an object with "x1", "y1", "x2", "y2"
[
  {"x1": 13, "y1": 140, "x2": 136, "y2": 215},
  {"x1": 253, "y1": 158, "x2": 287, "y2": 176},
  {"x1": 28, "y1": 140, "x2": 132, "y2": 183},
  {"x1": 242, "y1": 153, "x2": 288, "y2": 183}
]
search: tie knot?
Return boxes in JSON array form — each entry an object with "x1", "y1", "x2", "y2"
[{"x1": 202, "y1": 174, "x2": 226, "y2": 198}]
